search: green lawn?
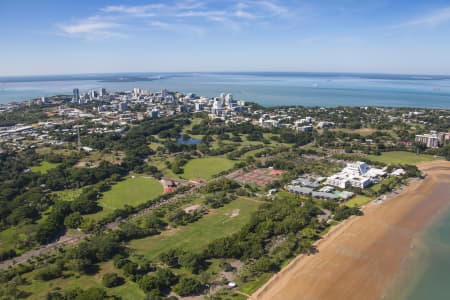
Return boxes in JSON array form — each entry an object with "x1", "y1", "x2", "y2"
[
  {"x1": 182, "y1": 157, "x2": 235, "y2": 179},
  {"x1": 238, "y1": 273, "x2": 272, "y2": 295},
  {"x1": 0, "y1": 227, "x2": 20, "y2": 252},
  {"x1": 0, "y1": 224, "x2": 37, "y2": 253},
  {"x1": 53, "y1": 188, "x2": 84, "y2": 202},
  {"x1": 129, "y1": 198, "x2": 261, "y2": 260},
  {"x1": 184, "y1": 117, "x2": 204, "y2": 131},
  {"x1": 368, "y1": 151, "x2": 435, "y2": 165},
  {"x1": 22, "y1": 261, "x2": 145, "y2": 300},
  {"x1": 30, "y1": 161, "x2": 60, "y2": 174},
  {"x1": 345, "y1": 195, "x2": 373, "y2": 207},
  {"x1": 150, "y1": 156, "x2": 179, "y2": 179},
  {"x1": 86, "y1": 176, "x2": 163, "y2": 221}
]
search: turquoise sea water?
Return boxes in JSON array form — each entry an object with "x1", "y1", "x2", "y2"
[
  {"x1": 400, "y1": 204, "x2": 450, "y2": 300},
  {"x1": 1, "y1": 72, "x2": 450, "y2": 108}
]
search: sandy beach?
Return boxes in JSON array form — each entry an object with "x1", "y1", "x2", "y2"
[{"x1": 250, "y1": 160, "x2": 450, "y2": 300}]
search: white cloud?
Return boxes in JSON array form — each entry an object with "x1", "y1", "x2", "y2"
[
  {"x1": 101, "y1": 4, "x2": 162, "y2": 17},
  {"x1": 398, "y1": 6, "x2": 450, "y2": 28},
  {"x1": 60, "y1": 21, "x2": 118, "y2": 34},
  {"x1": 150, "y1": 21, "x2": 171, "y2": 29},
  {"x1": 234, "y1": 2, "x2": 257, "y2": 19},
  {"x1": 235, "y1": 9, "x2": 257, "y2": 19},
  {"x1": 256, "y1": 1, "x2": 289, "y2": 15},
  {"x1": 150, "y1": 21, "x2": 205, "y2": 35},
  {"x1": 58, "y1": 17, "x2": 125, "y2": 40},
  {"x1": 58, "y1": 0, "x2": 294, "y2": 39}
]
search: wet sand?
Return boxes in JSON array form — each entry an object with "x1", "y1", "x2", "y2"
[{"x1": 251, "y1": 161, "x2": 450, "y2": 300}]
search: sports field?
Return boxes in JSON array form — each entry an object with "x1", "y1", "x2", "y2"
[
  {"x1": 368, "y1": 151, "x2": 435, "y2": 165},
  {"x1": 129, "y1": 198, "x2": 261, "y2": 260},
  {"x1": 88, "y1": 176, "x2": 163, "y2": 220},
  {"x1": 182, "y1": 157, "x2": 235, "y2": 179}
]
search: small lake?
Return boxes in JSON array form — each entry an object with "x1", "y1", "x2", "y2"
[{"x1": 176, "y1": 137, "x2": 202, "y2": 145}]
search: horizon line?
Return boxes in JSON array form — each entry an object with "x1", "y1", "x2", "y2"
[{"x1": 2, "y1": 70, "x2": 450, "y2": 78}]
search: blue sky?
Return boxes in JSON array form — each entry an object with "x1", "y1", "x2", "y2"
[{"x1": 1, "y1": 0, "x2": 450, "y2": 76}]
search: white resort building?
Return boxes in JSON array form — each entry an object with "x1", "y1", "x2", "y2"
[{"x1": 326, "y1": 161, "x2": 386, "y2": 189}]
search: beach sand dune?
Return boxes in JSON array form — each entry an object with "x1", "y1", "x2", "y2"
[{"x1": 251, "y1": 161, "x2": 450, "y2": 300}]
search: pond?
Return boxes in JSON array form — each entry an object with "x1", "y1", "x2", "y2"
[{"x1": 176, "y1": 137, "x2": 202, "y2": 145}]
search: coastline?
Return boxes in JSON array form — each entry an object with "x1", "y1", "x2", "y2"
[
  {"x1": 250, "y1": 160, "x2": 450, "y2": 300},
  {"x1": 389, "y1": 185, "x2": 450, "y2": 300}
]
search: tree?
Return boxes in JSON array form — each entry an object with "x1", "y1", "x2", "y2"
[
  {"x1": 34, "y1": 264, "x2": 63, "y2": 281},
  {"x1": 144, "y1": 214, "x2": 166, "y2": 230},
  {"x1": 64, "y1": 212, "x2": 83, "y2": 229},
  {"x1": 173, "y1": 276, "x2": 203, "y2": 296},
  {"x1": 334, "y1": 206, "x2": 361, "y2": 221},
  {"x1": 159, "y1": 249, "x2": 180, "y2": 268},
  {"x1": 102, "y1": 272, "x2": 124, "y2": 288},
  {"x1": 138, "y1": 268, "x2": 177, "y2": 294},
  {"x1": 70, "y1": 197, "x2": 100, "y2": 215},
  {"x1": 178, "y1": 252, "x2": 205, "y2": 274},
  {"x1": 254, "y1": 257, "x2": 278, "y2": 273}
]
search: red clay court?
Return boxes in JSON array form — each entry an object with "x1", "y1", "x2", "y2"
[{"x1": 229, "y1": 168, "x2": 284, "y2": 187}]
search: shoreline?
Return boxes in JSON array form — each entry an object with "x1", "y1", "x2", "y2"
[
  {"x1": 250, "y1": 160, "x2": 450, "y2": 300},
  {"x1": 387, "y1": 184, "x2": 450, "y2": 300}
]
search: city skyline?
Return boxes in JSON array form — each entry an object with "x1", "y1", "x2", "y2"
[{"x1": 2, "y1": 0, "x2": 450, "y2": 76}]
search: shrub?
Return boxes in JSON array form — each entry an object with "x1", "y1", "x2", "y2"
[
  {"x1": 102, "y1": 272, "x2": 124, "y2": 288},
  {"x1": 173, "y1": 276, "x2": 203, "y2": 296}
]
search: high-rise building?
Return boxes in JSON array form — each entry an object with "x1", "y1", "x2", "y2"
[
  {"x1": 415, "y1": 133, "x2": 440, "y2": 148},
  {"x1": 133, "y1": 88, "x2": 141, "y2": 96},
  {"x1": 195, "y1": 102, "x2": 204, "y2": 111},
  {"x1": 89, "y1": 89, "x2": 97, "y2": 100},
  {"x1": 151, "y1": 108, "x2": 160, "y2": 119},
  {"x1": 72, "y1": 88, "x2": 80, "y2": 102},
  {"x1": 118, "y1": 102, "x2": 128, "y2": 112},
  {"x1": 213, "y1": 98, "x2": 222, "y2": 110},
  {"x1": 99, "y1": 88, "x2": 106, "y2": 97},
  {"x1": 224, "y1": 93, "x2": 234, "y2": 106}
]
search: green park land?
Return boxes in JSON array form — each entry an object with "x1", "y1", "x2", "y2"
[
  {"x1": 368, "y1": 151, "x2": 435, "y2": 165},
  {"x1": 182, "y1": 157, "x2": 235, "y2": 180},
  {"x1": 30, "y1": 161, "x2": 60, "y2": 174},
  {"x1": 130, "y1": 197, "x2": 261, "y2": 260},
  {"x1": 86, "y1": 176, "x2": 163, "y2": 221}
]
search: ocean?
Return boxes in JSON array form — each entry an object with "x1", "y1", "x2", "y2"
[
  {"x1": 397, "y1": 203, "x2": 450, "y2": 300},
  {"x1": 1, "y1": 72, "x2": 450, "y2": 108}
]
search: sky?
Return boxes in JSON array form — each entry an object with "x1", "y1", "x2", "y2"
[{"x1": 1, "y1": 0, "x2": 450, "y2": 76}]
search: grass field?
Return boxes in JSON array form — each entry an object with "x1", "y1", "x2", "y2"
[
  {"x1": 75, "y1": 151, "x2": 124, "y2": 168},
  {"x1": 22, "y1": 261, "x2": 145, "y2": 300},
  {"x1": 368, "y1": 151, "x2": 435, "y2": 165},
  {"x1": 345, "y1": 195, "x2": 373, "y2": 207},
  {"x1": 150, "y1": 156, "x2": 179, "y2": 179},
  {"x1": 35, "y1": 147, "x2": 77, "y2": 157},
  {"x1": 87, "y1": 176, "x2": 163, "y2": 221},
  {"x1": 0, "y1": 227, "x2": 20, "y2": 252},
  {"x1": 53, "y1": 188, "x2": 84, "y2": 202},
  {"x1": 182, "y1": 157, "x2": 235, "y2": 179},
  {"x1": 184, "y1": 117, "x2": 204, "y2": 131},
  {"x1": 238, "y1": 273, "x2": 272, "y2": 295},
  {"x1": 30, "y1": 161, "x2": 60, "y2": 174},
  {"x1": 331, "y1": 128, "x2": 379, "y2": 136},
  {"x1": 129, "y1": 198, "x2": 261, "y2": 260},
  {"x1": 0, "y1": 224, "x2": 37, "y2": 253}
]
